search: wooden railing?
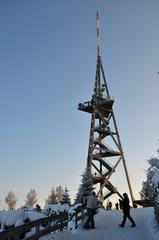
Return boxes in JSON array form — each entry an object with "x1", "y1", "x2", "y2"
[{"x1": 0, "y1": 206, "x2": 87, "y2": 240}]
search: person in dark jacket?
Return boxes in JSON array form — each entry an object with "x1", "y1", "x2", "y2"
[
  {"x1": 119, "y1": 193, "x2": 136, "y2": 227},
  {"x1": 115, "y1": 202, "x2": 119, "y2": 210}
]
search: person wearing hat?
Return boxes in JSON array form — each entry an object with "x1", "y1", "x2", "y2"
[{"x1": 119, "y1": 193, "x2": 136, "y2": 227}]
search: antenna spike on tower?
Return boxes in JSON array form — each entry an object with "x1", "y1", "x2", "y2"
[{"x1": 96, "y1": 11, "x2": 100, "y2": 56}]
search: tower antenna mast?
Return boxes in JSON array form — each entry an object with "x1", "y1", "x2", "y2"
[{"x1": 96, "y1": 11, "x2": 100, "y2": 56}]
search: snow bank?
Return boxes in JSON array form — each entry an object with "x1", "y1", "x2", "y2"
[
  {"x1": 43, "y1": 203, "x2": 70, "y2": 215},
  {"x1": 148, "y1": 218, "x2": 159, "y2": 240},
  {"x1": 0, "y1": 209, "x2": 28, "y2": 230},
  {"x1": 0, "y1": 208, "x2": 46, "y2": 232},
  {"x1": 43, "y1": 203, "x2": 82, "y2": 216}
]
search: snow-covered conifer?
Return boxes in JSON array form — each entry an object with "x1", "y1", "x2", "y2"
[
  {"x1": 5, "y1": 191, "x2": 18, "y2": 210},
  {"x1": 62, "y1": 186, "x2": 71, "y2": 205},
  {"x1": 143, "y1": 147, "x2": 159, "y2": 223},
  {"x1": 139, "y1": 181, "x2": 154, "y2": 202},
  {"x1": 75, "y1": 168, "x2": 94, "y2": 204},
  {"x1": 147, "y1": 156, "x2": 159, "y2": 189},
  {"x1": 47, "y1": 187, "x2": 57, "y2": 204},
  {"x1": 25, "y1": 189, "x2": 38, "y2": 207},
  {"x1": 56, "y1": 185, "x2": 64, "y2": 203}
]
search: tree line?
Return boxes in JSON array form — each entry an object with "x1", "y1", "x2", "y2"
[
  {"x1": 3, "y1": 186, "x2": 71, "y2": 210},
  {"x1": 2, "y1": 167, "x2": 94, "y2": 210}
]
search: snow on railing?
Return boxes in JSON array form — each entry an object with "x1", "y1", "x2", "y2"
[{"x1": 0, "y1": 203, "x2": 86, "y2": 239}]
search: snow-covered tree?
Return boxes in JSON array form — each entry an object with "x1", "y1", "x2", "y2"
[
  {"x1": 142, "y1": 148, "x2": 159, "y2": 223},
  {"x1": 47, "y1": 186, "x2": 71, "y2": 205},
  {"x1": 47, "y1": 186, "x2": 65, "y2": 204},
  {"x1": 147, "y1": 157, "x2": 159, "y2": 188},
  {"x1": 147, "y1": 157, "x2": 159, "y2": 194},
  {"x1": 56, "y1": 185, "x2": 64, "y2": 203},
  {"x1": 62, "y1": 186, "x2": 71, "y2": 205},
  {"x1": 47, "y1": 187, "x2": 57, "y2": 204},
  {"x1": 25, "y1": 189, "x2": 38, "y2": 207},
  {"x1": 5, "y1": 191, "x2": 18, "y2": 210},
  {"x1": 75, "y1": 168, "x2": 94, "y2": 204},
  {"x1": 139, "y1": 180, "x2": 154, "y2": 202}
]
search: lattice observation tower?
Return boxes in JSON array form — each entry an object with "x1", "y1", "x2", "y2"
[{"x1": 78, "y1": 12, "x2": 135, "y2": 205}]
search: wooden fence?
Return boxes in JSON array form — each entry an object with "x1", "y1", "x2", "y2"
[{"x1": 0, "y1": 206, "x2": 87, "y2": 240}]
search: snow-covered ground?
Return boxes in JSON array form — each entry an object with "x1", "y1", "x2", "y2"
[
  {"x1": 53, "y1": 207, "x2": 159, "y2": 240},
  {"x1": 0, "y1": 206, "x2": 159, "y2": 240}
]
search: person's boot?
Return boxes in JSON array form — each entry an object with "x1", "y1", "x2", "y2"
[
  {"x1": 131, "y1": 223, "x2": 136, "y2": 227},
  {"x1": 84, "y1": 222, "x2": 90, "y2": 229},
  {"x1": 91, "y1": 226, "x2": 96, "y2": 229},
  {"x1": 118, "y1": 224, "x2": 124, "y2": 227}
]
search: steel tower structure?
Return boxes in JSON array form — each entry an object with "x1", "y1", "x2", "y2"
[{"x1": 78, "y1": 12, "x2": 135, "y2": 205}]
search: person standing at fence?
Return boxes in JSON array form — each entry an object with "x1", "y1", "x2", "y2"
[
  {"x1": 84, "y1": 191, "x2": 98, "y2": 229},
  {"x1": 118, "y1": 193, "x2": 136, "y2": 228},
  {"x1": 115, "y1": 202, "x2": 119, "y2": 210}
]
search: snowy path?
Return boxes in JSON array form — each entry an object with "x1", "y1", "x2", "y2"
[{"x1": 54, "y1": 207, "x2": 158, "y2": 240}]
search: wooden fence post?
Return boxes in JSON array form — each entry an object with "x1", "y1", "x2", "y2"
[{"x1": 67, "y1": 209, "x2": 76, "y2": 234}]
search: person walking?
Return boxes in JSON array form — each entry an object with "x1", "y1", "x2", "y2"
[
  {"x1": 109, "y1": 201, "x2": 112, "y2": 210},
  {"x1": 119, "y1": 193, "x2": 136, "y2": 228},
  {"x1": 84, "y1": 191, "x2": 98, "y2": 229},
  {"x1": 115, "y1": 202, "x2": 119, "y2": 210}
]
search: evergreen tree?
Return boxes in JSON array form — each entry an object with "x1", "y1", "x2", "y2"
[
  {"x1": 62, "y1": 186, "x2": 71, "y2": 205},
  {"x1": 75, "y1": 168, "x2": 94, "y2": 204},
  {"x1": 147, "y1": 152, "x2": 159, "y2": 222},
  {"x1": 47, "y1": 187, "x2": 57, "y2": 204},
  {"x1": 25, "y1": 189, "x2": 38, "y2": 207},
  {"x1": 139, "y1": 180, "x2": 154, "y2": 201},
  {"x1": 140, "y1": 148, "x2": 159, "y2": 204},
  {"x1": 147, "y1": 157, "x2": 159, "y2": 190},
  {"x1": 56, "y1": 185, "x2": 64, "y2": 203}
]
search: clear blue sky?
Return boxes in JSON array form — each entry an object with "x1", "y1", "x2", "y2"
[{"x1": 0, "y1": 0, "x2": 159, "y2": 209}]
